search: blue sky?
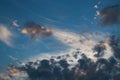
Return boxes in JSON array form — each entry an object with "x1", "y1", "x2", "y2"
[{"x1": 0, "y1": 0, "x2": 120, "y2": 68}]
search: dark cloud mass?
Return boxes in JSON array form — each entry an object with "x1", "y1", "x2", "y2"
[
  {"x1": 93, "y1": 41, "x2": 107, "y2": 57},
  {"x1": 100, "y1": 5, "x2": 120, "y2": 26},
  {"x1": 109, "y1": 34, "x2": 120, "y2": 59},
  {"x1": 21, "y1": 22, "x2": 53, "y2": 39}
]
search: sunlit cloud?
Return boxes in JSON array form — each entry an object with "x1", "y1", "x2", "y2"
[
  {"x1": 53, "y1": 29, "x2": 113, "y2": 59},
  {"x1": 0, "y1": 25, "x2": 14, "y2": 47},
  {"x1": 21, "y1": 22, "x2": 53, "y2": 39},
  {"x1": 29, "y1": 29, "x2": 113, "y2": 62},
  {"x1": 0, "y1": 67, "x2": 28, "y2": 80}
]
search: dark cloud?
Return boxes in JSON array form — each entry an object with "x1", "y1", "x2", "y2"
[
  {"x1": 100, "y1": 5, "x2": 120, "y2": 26},
  {"x1": 9, "y1": 54, "x2": 120, "y2": 80},
  {"x1": 21, "y1": 22, "x2": 53, "y2": 39},
  {"x1": 109, "y1": 34, "x2": 120, "y2": 59},
  {"x1": 1, "y1": 44, "x2": 120, "y2": 80},
  {"x1": 93, "y1": 41, "x2": 107, "y2": 57}
]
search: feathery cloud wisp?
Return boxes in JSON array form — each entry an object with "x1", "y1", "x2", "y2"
[
  {"x1": 0, "y1": 25, "x2": 14, "y2": 46},
  {"x1": 12, "y1": 20, "x2": 19, "y2": 27}
]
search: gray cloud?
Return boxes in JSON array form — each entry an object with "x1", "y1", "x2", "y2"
[
  {"x1": 100, "y1": 5, "x2": 120, "y2": 26},
  {"x1": 21, "y1": 22, "x2": 53, "y2": 39}
]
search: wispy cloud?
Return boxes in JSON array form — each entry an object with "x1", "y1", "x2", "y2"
[
  {"x1": 28, "y1": 29, "x2": 113, "y2": 62},
  {"x1": 12, "y1": 20, "x2": 19, "y2": 27},
  {"x1": 53, "y1": 29, "x2": 113, "y2": 59},
  {"x1": 40, "y1": 16, "x2": 60, "y2": 23},
  {"x1": 0, "y1": 25, "x2": 14, "y2": 47}
]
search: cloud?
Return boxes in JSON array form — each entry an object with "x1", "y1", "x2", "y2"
[
  {"x1": 53, "y1": 29, "x2": 113, "y2": 59},
  {"x1": 1, "y1": 29, "x2": 118, "y2": 80},
  {"x1": 21, "y1": 22, "x2": 53, "y2": 39},
  {"x1": 94, "y1": 4, "x2": 98, "y2": 9},
  {"x1": 28, "y1": 29, "x2": 113, "y2": 63},
  {"x1": 12, "y1": 20, "x2": 19, "y2": 27},
  {"x1": 0, "y1": 67, "x2": 29, "y2": 80},
  {"x1": 99, "y1": 5, "x2": 120, "y2": 26},
  {"x1": 41, "y1": 16, "x2": 60, "y2": 23},
  {"x1": 0, "y1": 25, "x2": 14, "y2": 46},
  {"x1": 109, "y1": 35, "x2": 120, "y2": 59}
]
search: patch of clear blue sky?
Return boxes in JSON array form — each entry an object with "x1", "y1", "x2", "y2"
[{"x1": 0, "y1": 0, "x2": 120, "y2": 67}]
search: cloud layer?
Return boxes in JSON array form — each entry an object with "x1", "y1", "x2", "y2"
[
  {"x1": 29, "y1": 29, "x2": 113, "y2": 63},
  {"x1": 53, "y1": 29, "x2": 113, "y2": 59}
]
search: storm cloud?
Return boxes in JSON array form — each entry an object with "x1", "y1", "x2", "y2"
[{"x1": 100, "y1": 5, "x2": 120, "y2": 26}]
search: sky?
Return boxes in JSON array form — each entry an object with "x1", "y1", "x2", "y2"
[{"x1": 0, "y1": 0, "x2": 120, "y2": 68}]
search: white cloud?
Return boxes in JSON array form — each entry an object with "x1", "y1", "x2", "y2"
[
  {"x1": 96, "y1": 11, "x2": 100, "y2": 16},
  {"x1": 53, "y1": 29, "x2": 113, "y2": 59},
  {"x1": 12, "y1": 20, "x2": 19, "y2": 27},
  {"x1": 94, "y1": 4, "x2": 98, "y2": 9},
  {"x1": 0, "y1": 25, "x2": 14, "y2": 46},
  {"x1": 94, "y1": 1, "x2": 101, "y2": 9},
  {"x1": 28, "y1": 29, "x2": 113, "y2": 63}
]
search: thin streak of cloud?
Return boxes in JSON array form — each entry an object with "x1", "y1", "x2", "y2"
[
  {"x1": 12, "y1": 20, "x2": 19, "y2": 27},
  {"x1": 39, "y1": 16, "x2": 61, "y2": 24},
  {"x1": 12, "y1": 0, "x2": 62, "y2": 25}
]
